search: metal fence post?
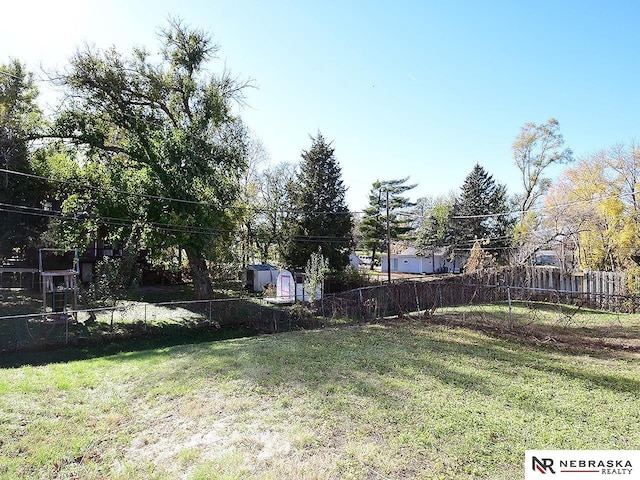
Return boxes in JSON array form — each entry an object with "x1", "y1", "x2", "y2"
[
  {"x1": 14, "y1": 317, "x2": 20, "y2": 351},
  {"x1": 507, "y1": 286, "x2": 513, "y2": 331}
]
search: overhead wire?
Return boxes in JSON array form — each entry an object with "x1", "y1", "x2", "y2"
[
  {"x1": 0, "y1": 201, "x2": 356, "y2": 244},
  {"x1": 0, "y1": 201, "x2": 228, "y2": 237},
  {"x1": 4, "y1": 52, "x2": 601, "y2": 252},
  {"x1": 0, "y1": 194, "x2": 625, "y2": 251},
  {"x1": 7, "y1": 47, "x2": 637, "y2": 230},
  {"x1": 6, "y1": 166, "x2": 636, "y2": 221},
  {"x1": 2, "y1": 185, "x2": 630, "y2": 249},
  {"x1": 4, "y1": 162, "x2": 639, "y2": 251},
  {"x1": 0, "y1": 168, "x2": 361, "y2": 216}
]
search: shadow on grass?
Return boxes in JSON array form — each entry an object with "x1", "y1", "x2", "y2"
[
  {"x1": 423, "y1": 326, "x2": 640, "y2": 396},
  {"x1": 151, "y1": 318, "x2": 640, "y2": 406},
  {"x1": 0, "y1": 324, "x2": 257, "y2": 369}
]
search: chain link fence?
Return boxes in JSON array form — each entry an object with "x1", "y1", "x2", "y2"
[
  {"x1": 2, "y1": 276, "x2": 639, "y2": 354},
  {"x1": 320, "y1": 278, "x2": 640, "y2": 351},
  {"x1": 0, "y1": 296, "x2": 314, "y2": 353}
]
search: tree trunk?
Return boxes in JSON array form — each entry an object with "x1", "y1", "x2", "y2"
[{"x1": 185, "y1": 248, "x2": 214, "y2": 300}]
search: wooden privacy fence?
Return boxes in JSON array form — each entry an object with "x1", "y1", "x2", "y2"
[
  {"x1": 464, "y1": 266, "x2": 625, "y2": 294},
  {"x1": 460, "y1": 266, "x2": 633, "y2": 312}
]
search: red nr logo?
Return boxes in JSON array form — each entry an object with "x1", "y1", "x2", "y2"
[{"x1": 532, "y1": 457, "x2": 556, "y2": 474}]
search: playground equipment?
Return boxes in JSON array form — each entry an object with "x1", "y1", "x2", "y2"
[{"x1": 39, "y1": 249, "x2": 79, "y2": 320}]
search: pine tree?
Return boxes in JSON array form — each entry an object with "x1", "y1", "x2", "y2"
[
  {"x1": 451, "y1": 164, "x2": 514, "y2": 263},
  {"x1": 282, "y1": 133, "x2": 353, "y2": 271},
  {"x1": 358, "y1": 181, "x2": 387, "y2": 269},
  {"x1": 358, "y1": 178, "x2": 416, "y2": 268}
]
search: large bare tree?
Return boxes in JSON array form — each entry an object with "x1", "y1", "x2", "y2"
[{"x1": 512, "y1": 118, "x2": 573, "y2": 214}]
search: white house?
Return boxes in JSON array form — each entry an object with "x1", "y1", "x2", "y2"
[{"x1": 381, "y1": 247, "x2": 463, "y2": 274}]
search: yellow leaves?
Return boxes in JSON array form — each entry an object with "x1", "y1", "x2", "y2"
[
  {"x1": 547, "y1": 146, "x2": 640, "y2": 270},
  {"x1": 616, "y1": 224, "x2": 636, "y2": 258},
  {"x1": 597, "y1": 197, "x2": 624, "y2": 218}
]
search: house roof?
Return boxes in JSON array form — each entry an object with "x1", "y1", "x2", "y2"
[
  {"x1": 246, "y1": 264, "x2": 278, "y2": 271},
  {"x1": 349, "y1": 253, "x2": 364, "y2": 264},
  {"x1": 400, "y1": 246, "x2": 450, "y2": 257}
]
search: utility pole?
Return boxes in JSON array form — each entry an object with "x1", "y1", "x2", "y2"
[{"x1": 386, "y1": 189, "x2": 391, "y2": 283}]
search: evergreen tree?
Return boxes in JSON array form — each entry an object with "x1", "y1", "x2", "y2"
[
  {"x1": 359, "y1": 181, "x2": 386, "y2": 268},
  {"x1": 358, "y1": 178, "x2": 416, "y2": 269},
  {"x1": 283, "y1": 133, "x2": 353, "y2": 271},
  {"x1": 451, "y1": 164, "x2": 514, "y2": 263}
]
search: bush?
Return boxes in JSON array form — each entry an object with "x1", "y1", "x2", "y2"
[
  {"x1": 326, "y1": 267, "x2": 375, "y2": 293},
  {"x1": 81, "y1": 256, "x2": 139, "y2": 308}
]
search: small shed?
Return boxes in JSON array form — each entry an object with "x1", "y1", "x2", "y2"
[
  {"x1": 243, "y1": 264, "x2": 279, "y2": 292},
  {"x1": 276, "y1": 269, "x2": 295, "y2": 300}
]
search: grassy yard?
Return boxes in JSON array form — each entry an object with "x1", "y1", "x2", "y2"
[
  {"x1": 1, "y1": 318, "x2": 639, "y2": 479},
  {"x1": 441, "y1": 301, "x2": 640, "y2": 351}
]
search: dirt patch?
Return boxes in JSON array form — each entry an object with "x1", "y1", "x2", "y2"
[
  {"x1": 428, "y1": 312, "x2": 640, "y2": 354},
  {"x1": 124, "y1": 392, "x2": 298, "y2": 479}
]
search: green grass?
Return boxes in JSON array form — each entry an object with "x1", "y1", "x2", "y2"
[
  {"x1": 441, "y1": 301, "x2": 640, "y2": 350},
  {"x1": 1, "y1": 318, "x2": 638, "y2": 479}
]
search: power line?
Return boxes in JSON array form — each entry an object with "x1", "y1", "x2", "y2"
[
  {"x1": 0, "y1": 202, "x2": 357, "y2": 245},
  {"x1": 8, "y1": 165, "x2": 634, "y2": 222},
  {"x1": 4, "y1": 168, "x2": 639, "y2": 251},
  {"x1": 449, "y1": 189, "x2": 640, "y2": 220},
  {"x1": 4, "y1": 196, "x2": 630, "y2": 252},
  {"x1": 0, "y1": 69, "x2": 26, "y2": 81},
  {"x1": 0, "y1": 168, "x2": 361, "y2": 216},
  {"x1": 0, "y1": 202, "x2": 226, "y2": 237}
]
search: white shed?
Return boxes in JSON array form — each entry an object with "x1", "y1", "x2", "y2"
[
  {"x1": 243, "y1": 264, "x2": 279, "y2": 292},
  {"x1": 276, "y1": 270, "x2": 295, "y2": 300}
]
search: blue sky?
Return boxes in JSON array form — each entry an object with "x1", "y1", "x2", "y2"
[{"x1": 2, "y1": 0, "x2": 640, "y2": 210}]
